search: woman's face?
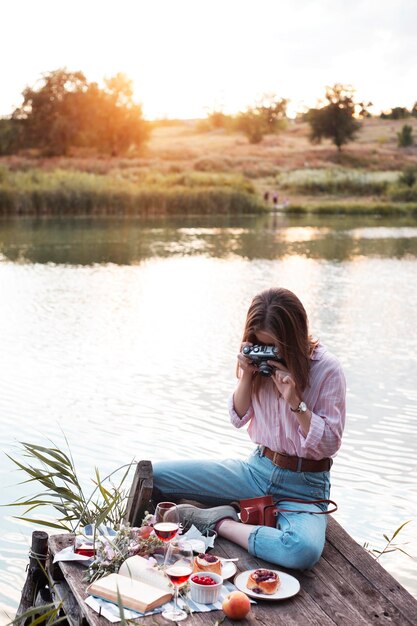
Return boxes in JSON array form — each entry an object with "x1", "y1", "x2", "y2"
[{"x1": 254, "y1": 330, "x2": 277, "y2": 346}]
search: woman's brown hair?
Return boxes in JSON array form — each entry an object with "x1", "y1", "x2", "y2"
[{"x1": 241, "y1": 287, "x2": 318, "y2": 396}]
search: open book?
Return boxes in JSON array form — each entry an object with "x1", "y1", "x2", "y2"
[{"x1": 86, "y1": 555, "x2": 173, "y2": 613}]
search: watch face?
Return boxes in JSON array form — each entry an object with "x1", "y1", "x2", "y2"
[{"x1": 299, "y1": 401, "x2": 307, "y2": 413}]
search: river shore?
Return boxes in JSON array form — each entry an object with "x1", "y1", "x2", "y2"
[{"x1": 1, "y1": 118, "x2": 417, "y2": 216}]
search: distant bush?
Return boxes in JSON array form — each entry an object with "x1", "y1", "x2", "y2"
[
  {"x1": 397, "y1": 124, "x2": 414, "y2": 148},
  {"x1": 193, "y1": 157, "x2": 233, "y2": 172},
  {"x1": 387, "y1": 166, "x2": 417, "y2": 201},
  {"x1": 236, "y1": 95, "x2": 288, "y2": 144},
  {"x1": 196, "y1": 111, "x2": 235, "y2": 133},
  {"x1": 387, "y1": 184, "x2": 417, "y2": 202},
  {"x1": 399, "y1": 166, "x2": 417, "y2": 187},
  {"x1": 381, "y1": 107, "x2": 410, "y2": 120}
]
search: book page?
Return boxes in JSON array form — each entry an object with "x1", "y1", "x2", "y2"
[
  {"x1": 119, "y1": 555, "x2": 171, "y2": 592},
  {"x1": 86, "y1": 572, "x2": 172, "y2": 613}
]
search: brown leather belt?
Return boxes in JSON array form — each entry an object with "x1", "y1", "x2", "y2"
[{"x1": 261, "y1": 446, "x2": 332, "y2": 472}]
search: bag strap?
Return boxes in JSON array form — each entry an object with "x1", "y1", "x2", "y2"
[{"x1": 275, "y1": 497, "x2": 338, "y2": 515}]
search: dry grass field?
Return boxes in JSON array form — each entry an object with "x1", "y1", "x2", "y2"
[{"x1": 1, "y1": 117, "x2": 417, "y2": 214}]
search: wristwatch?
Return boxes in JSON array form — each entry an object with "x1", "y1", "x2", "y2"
[{"x1": 290, "y1": 401, "x2": 307, "y2": 414}]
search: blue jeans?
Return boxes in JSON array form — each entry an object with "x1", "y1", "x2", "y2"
[{"x1": 153, "y1": 447, "x2": 331, "y2": 570}]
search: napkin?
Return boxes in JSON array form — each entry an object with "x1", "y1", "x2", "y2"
[{"x1": 182, "y1": 525, "x2": 217, "y2": 552}]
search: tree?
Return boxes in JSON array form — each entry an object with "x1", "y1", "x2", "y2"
[
  {"x1": 306, "y1": 84, "x2": 361, "y2": 151},
  {"x1": 357, "y1": 101, "x2": 373, "y2": 118},
  {"x1": 255, "y1": 94, "x2": 288, "y2": 133},
  {"x1": 11, "y1": 69, "x2": 150, "y2": 156},
  {"x1": 13, "y1": 69, "x2": 89, "y2": 155},
  {"x1": 380, "y1": 107, "x2": 410, "y2": 120},
  {"x1": 0, "y1": 118, "x2": 24, "y2": 155},
  {"x1": 236, "y1": 95, "x2": 288, "y2": 144},
  {"x1": 397, "y1": 124, "x2": 414, "y2": 148},
  {"x1": 81, "y1": 73, "x2": 150, "y2": 155}
]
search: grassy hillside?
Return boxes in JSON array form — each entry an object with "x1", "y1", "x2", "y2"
[{"x1": 1, "y1": 118, "x2": 417, "y2": 215}]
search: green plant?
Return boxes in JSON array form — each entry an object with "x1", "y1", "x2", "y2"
[
  {"x1": 235, "y1": 95, "x2": 288, "y2": 144},
  {"x1": 277, "y1": 168, "x2": 397, "y2": 196},
  {"x1": 7, "y1": 603, "x2": 65, "y2": 626},
  {"x1": 397, "y1": 124, "x2": 414, "y2": 148},
  {"x1": 6, "y1": 438, "x2": 133, "y2": 531},
  {"x1": 399, "y1": 166, "x2": 417, "y2": 187},
  {"x1": 363, "y1": 520, "x2": 414, "y2": 561}
]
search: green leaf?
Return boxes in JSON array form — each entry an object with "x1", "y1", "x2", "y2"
[
  {"x1": 397, "y1": 548, "x2": 415, "y2": 559},
  {"x1": 13, "y1": 516, "x2": 71, "y2": 530},
  {"x1": 116, "y1": 586, "x2": 127, "y2": 626},
  {"x1": 95, "y1": 467, "x2": 112, "y2": 504},
  {"x1": 8, "y1": 604, "x2": 58, "y2": 626},
  {"x1": 21, "y1": 448, "x2": 78, "y2": 483},
  {"x1": 22, "y1": 442, "x2": 72, "y2": 466},
  {"x1": 391, "y1": 520, "x2": 412, "y2": 540}
]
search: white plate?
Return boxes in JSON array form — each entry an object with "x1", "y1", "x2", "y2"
[
  {"x1": 220, "y1": 559, "x2": 237, "y2": 580},
  {"x1": 234, "y1": 569, "x2": 300, "y2": 600}
]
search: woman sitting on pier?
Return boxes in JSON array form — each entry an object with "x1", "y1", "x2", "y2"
[{"x1": 152, "y1": 287, "x2": 346, "y2": 570}]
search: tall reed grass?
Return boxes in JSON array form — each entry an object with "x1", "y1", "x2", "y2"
[
  {"x1": 277, "y1": 168, "x2": 399, "y2": 196},
  {"x1": 0, "y1": 166, "x2": 262, "y2": 215}
]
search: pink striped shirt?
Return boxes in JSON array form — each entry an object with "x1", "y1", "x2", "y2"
[{"x1": 228, "y1": 344, "x2": 346, "y2": 460}]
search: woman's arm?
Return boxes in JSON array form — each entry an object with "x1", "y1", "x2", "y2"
[
  {"x1": 233, "y1": 369, "x2": 254, "y2": 417},
  {"x1": 229, "y1": 350, "x2": 258, "y2": 427},
  {"x1": 298, "y1": 365, "x2": 346, "y2": 458},
  {"x1": 269, "y1": 357, "x2": 346, "y2": 458}
]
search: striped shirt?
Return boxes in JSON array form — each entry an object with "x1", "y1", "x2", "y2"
[{"x1": 228, "y1": 343, "x2": 346, "y2": 460}]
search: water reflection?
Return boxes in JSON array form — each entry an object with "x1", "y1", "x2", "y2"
[
  {"x1": 0, "y1": 214, "x2": 417, "y2": 615},
  {"x1": 0, "y1": 214, "x2": 417, "y2": 265}
]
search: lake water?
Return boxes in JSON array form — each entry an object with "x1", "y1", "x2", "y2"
[{"x1": 0, "y1": 213, "x2": 417, "y2": 620}]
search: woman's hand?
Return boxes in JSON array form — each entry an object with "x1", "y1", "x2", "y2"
[
  {"x1": 237, "y1": 342, "x2": 258, "y2": 376},
  {"x1": 269, "y1": 361, "x2": 299, "y2": 409}
]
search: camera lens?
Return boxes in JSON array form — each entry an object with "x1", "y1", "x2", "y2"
[{"x1": 258, "y1": 363, "x2": 273, "y2": 377}]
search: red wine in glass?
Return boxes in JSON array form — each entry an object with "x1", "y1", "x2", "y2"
[
  {"x1": 153, "y1": 522, "x2": 179, "y2": 542},
  {"x1": 74, "y1": 538, "x2": 95, "y2": 557},
  {"x1": 165, "y1": 564, "x2": 193, "y2": 586},
  {"x1": 162, "y1": 539, "x2": 194, "y2": 622}
]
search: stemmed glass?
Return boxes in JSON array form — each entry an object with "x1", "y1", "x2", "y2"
[
  {"x1": 163, "y1": 539, "x2": 193, "y2": 622},
  {"x1": 153, "y1": 502, "x2": 180, "y2": 563}
]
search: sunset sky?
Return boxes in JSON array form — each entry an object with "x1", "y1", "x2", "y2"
[{"x1": 1, "y1": 0, "x2": 416, "y2": 119}]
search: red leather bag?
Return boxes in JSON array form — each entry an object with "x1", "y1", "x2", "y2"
[{"x1": 239, "y1": 495, "x2": 338, "y2": 527}]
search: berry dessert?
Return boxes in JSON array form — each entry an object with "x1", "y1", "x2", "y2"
[
  {"x1": 246, "y1": 568, "x2": 280, "y2": 594},
  {"x1": 191, "y1": 574, "x2": 218, "y2": 586},
  {"x1": 193, "y1": 552, "x2": 222, "y2": 575}
]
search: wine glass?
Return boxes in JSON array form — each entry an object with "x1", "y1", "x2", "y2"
[
  {"x1": 163, "y1": 539, "x2": 193, "y2": 622},
  {"x1": 153, "y1": 502, "x2": 180, "y2": 563}
]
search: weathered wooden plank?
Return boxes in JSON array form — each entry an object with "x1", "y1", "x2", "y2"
[
  {"x1": 320, "y1": 534, "x2": 415, "y2": 625},
  {"x1": 326, "y1": 517, "x2": 417, "y2": 624},
  {"x1": 214, "y1": 537, "x2": 337, "y2": 625},
  {"x1": 51, "y1": 580, "x2": 83, "y2": 626},
  {"x1": 124, "y1": 460, "x2": 153, "y2": 527},
  {"x1": 16, "y1": 531, "x2": 49, "y2": 624},
  {"x1": 49, "y1": 535, "x2": 98, "y2": 626}
]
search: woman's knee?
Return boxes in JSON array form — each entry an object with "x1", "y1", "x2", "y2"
[
  {"x1": 252, "y1": 527, "x2": 323, "y2": 571},
  {"x1": 290, "y1": 540, "x2": 323, "y2": 570}
]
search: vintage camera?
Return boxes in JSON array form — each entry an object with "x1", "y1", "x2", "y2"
[
  {"x1": 242, "y1": 344, "x2": 285, "y2": 377},
  {"x1": 240, "y1": 495, "x2": 278, "y2": 527}
]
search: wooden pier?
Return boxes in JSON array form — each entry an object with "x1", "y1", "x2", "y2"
[{"x1": 17, "y1": 461, "x2": 417, "y2": 625}]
